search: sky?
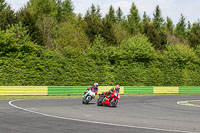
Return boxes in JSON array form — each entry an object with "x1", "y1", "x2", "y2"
[{"x1": 5, "y1": 0, "x2": 200, "y2": 24}]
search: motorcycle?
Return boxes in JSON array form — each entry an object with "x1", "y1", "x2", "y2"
[
  {"x1": 97, "y1": 90, "x2": 120, "y2": 107},
  {"x1": 82, "y1": 90, "x2": 96, "y2": 104}
]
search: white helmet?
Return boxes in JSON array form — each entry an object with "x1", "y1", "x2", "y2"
[
  {"x1": 115, "y1": 85, "x2": 120, "y2": 92},
  {"x1": 94, "y1": 83, "x2": 98, "y2": 87}
]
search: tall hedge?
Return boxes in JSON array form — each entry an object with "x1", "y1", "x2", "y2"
[{"x1": 1, "y1": 24, "x2": 200, "y2": 86}]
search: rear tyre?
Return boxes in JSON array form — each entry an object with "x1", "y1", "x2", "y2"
[{"x1": 97, "y1": 97, "x2": 103, "y2": 106}]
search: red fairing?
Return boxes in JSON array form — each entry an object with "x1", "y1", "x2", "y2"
[
  {"x1": 101, "y1": 90, "x2": 119, "y2": 106},
  {"x1": 102, "y1": 92, "x2": 106, "y2": 95},
  {"x1": 102, "y1": 97, "x2": 109, "y2": 105}
]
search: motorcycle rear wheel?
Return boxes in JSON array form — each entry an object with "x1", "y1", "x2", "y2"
[{"x1": 97, "y1": 97, "x2": 103, "y2": 106}]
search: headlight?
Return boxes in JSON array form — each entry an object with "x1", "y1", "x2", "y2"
[{"x1": 118, "y1": 95, "x2": 120, "y2": 99}]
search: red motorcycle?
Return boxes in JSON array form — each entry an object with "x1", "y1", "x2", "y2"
[{"x1": 97, "y1": 90, "x2": 120, "y2": 107}]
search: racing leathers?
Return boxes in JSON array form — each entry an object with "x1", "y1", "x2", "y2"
[{"x1": 84, "y1": 85, "x2": 98, "y2": 95}]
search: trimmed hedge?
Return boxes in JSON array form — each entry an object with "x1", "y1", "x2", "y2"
[{"x1": 1, "y1": 25, "x2": 200, "y2": 86}]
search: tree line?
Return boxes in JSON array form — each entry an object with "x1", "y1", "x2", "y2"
[{"x1": 0, "y1": 0, "x2": 200, "y2": 86}]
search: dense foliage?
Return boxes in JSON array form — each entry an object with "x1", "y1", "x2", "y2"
[{"x1": 1, "y1": 0, "x2": 200, "y2": 86}]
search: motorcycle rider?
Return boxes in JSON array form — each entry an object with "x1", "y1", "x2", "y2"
[
  {"x1": 104, "y1": 85, "x2": 120, "y2": 97},
  {"x1": 84, "y1": 83, "x2": 99, "y2": 95}
]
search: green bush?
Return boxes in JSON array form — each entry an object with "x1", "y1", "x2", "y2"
[
  {"x1": 161, "y1": 44, "x2": 200, "y2": 85},
  {"x1": 119, "y1": 35, "x2": 154, "y2": 63}
]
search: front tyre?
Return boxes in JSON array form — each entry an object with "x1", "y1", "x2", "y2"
[
  {"x1": 110, "y1": 99, "x2": 118, "y2": 107},
  {"x1": 82, "y1": 97, "x2": 86, "y2": 104},
  {"x1": 85, "y1": 96, "x2": 92, "y2": 104}
]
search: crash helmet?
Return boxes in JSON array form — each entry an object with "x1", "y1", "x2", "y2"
[
  {"x1": 115, "y1": 85, "x2": 120, "y2": 92},
  {"x1": 94, "y1": 83, "x2": 99, "y2": 88}
]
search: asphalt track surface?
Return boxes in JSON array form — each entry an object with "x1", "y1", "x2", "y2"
[{"x1": 1, "y1": 95, "x2": 200, "y2": 133}]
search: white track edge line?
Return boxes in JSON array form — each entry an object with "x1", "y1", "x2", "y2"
[{"x1": 9, "y1": 99, "x2": 198, "y2": 133}]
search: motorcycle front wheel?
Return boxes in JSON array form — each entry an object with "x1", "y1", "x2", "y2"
[
  {"x1": 110, "y1": 99, "x2": 118, "y2": 107},
  {"x1": 82, "y1": 97, "x2": 86, "y2": 104},
  {"x1": 85, "y1": 96, "x2": 92, "y2": 104}
]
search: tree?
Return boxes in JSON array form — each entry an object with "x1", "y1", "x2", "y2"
[
  {"x1": 116, "y1": 7, "x2": 123, "y2": 23},
  {"x1": 84, "y1": 4, "x2": 103, "y2": 43},
  {"x1": 142, "y1": 11, "x2": 167, "y2": 49},
  {"x1": 143, "y1": 22, "x2": 167, "y2": 49},
  {"x1": 164, "y1": 17, "x2": 180, "y2": 44},
  {"x1": 26, "y1": 0, "x2": 58, "y2": 48},
  {"x1": 142, "y1": 5, "x2": 167, "y2": 49},
  {"x1": 127, "y1": 2, "x2": 141, "y2": 35},
  {"x1": 188, "y1": 21, "x2": 200, "y2": 47},
  {"x1": 153, "y1": 5, "x2": 164, "y2": 29},
  {"x1": 141, "y1": 11, "x2": 151, "y2": 33},
  {"x1": 142, "y1": 12, "x2": 151, "y2": 23},
  {"x1": 28, "y1": 0, "x2": 57, "y2": 18},
  {"x1": 187, "y1": 21, "x2": 191, "y2": 31},
  {"x1": 17, "y1": 7, "x2": 43, "y2": 45},
  {"x1": 54, "y1": 16, "x2": 89, "y2": 50},
  {"x1": 0, "y1": 0, "x2": 7, "y2": 12},
  {"x1": 112, "y1": 23, "x2": 130, "y2": 45},
  {"x1": 39, "y1": 16, "x2": 56, "y2": 49},
  {"x1": 0, "y1": 0, "x2": 16, "y2": 30},
  {"x1": 105, "y1": 5, "x2": 116, "y2": 24},
  {"x1": 56, "y1": 0, "x2": 74, "y2": 22},
  {"x1": 175, "y1": 14, "x2": 187, "y2": 39},
  {"x1": 56, "y1": 0, "x2": 63, "y2": 22},
  {"x1": 101, "y1": 18, "x2": 116, "y2": 45},
  {"x1": 165, "y1": 17, "x2": 174, "y2": 34}
]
